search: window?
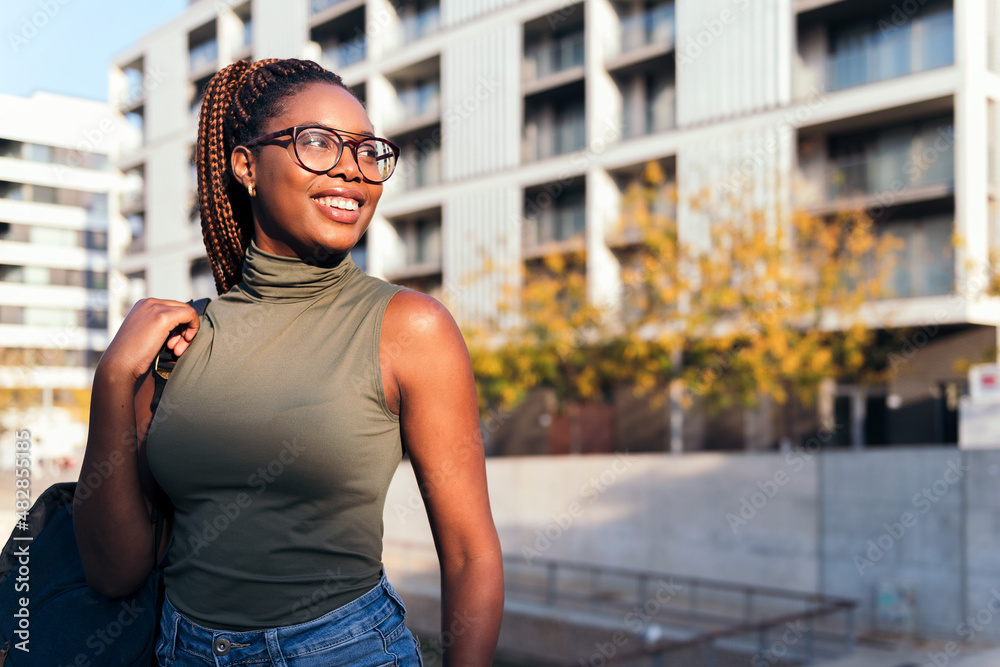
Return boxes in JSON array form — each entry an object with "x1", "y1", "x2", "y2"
[
  {"x1": 189, "y1": 22, "x2": 218, "y2": 73},
  {"x1": 523, "y1": 180, "x2": 586, "y2": 249},
  {"x1": 880, "y1": 216, "x2": 954, "y2": 297}
]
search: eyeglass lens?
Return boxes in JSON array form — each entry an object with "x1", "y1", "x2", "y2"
[{"x1": 295, "y1": 128, "x2": 396, "y2": 182}]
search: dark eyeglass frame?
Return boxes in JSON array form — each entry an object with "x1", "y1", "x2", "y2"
[{"x1": 243, "y1": 125, "x2": 401, "y2": 184}]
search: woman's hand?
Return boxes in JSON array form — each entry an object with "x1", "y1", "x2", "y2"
[
  {"x1": 74, "y1": 297, "x2": 202, "y2": 598},
  {"x1": 99, "y1": 298, "x2": 203, "y2": 381}
]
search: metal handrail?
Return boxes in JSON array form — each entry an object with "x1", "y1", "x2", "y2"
[{"x1": 502, "y1": 555, "x2": 857, "y2": 666}]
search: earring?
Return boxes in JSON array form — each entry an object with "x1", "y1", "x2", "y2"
[{"x1": 247, "y1": 183, "x2": 256, "y2": 197}]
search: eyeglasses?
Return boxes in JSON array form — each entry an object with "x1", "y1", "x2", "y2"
[{"x1": 243, "y1": 125, "x2": 400, "y2": 184}]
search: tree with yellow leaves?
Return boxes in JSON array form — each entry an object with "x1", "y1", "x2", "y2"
[{"x1": 465, "y1": 160, "x2": 901, "y2": 449}]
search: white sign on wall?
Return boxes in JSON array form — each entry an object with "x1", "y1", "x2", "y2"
[{"x1": 969, "y1": 364, "x2": 1000, "y2": 404}]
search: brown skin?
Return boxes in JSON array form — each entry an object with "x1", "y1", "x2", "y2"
[{"x1": 75, "y1": 83, "x2": 503, "y2": 665}]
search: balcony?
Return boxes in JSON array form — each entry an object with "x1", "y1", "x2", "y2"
[
  {"x1": 400, "y1": 4, "x2": 440, "y2": 44},
  {"x1": 386, "y1": 215, "x2": 442, "y2": 281},
  {"x1": 127, "y1": 213, "x2": 145, "y2": 254},
  {"x1": 237, "y1": 17, "x2": 253, "y2": 53},
  {"x1": 398, "y1": 151, "x2": 441, "y2": 191},
  {"x1": 624, "y1": 95, "x2": 675, "y2": 138},
  {"x1": 319, "y1": 34, "x2": 365, "y2": 69},
  {"x1": 524, "y1": 103, "x2": 586, "y2": 162},
  {"x1": 523, "y1": 180, "x2": 587, "y2": 256},
  {"x1": 118, "y1": 62, "x2": 146, "y2": 112},
  {"x1": 878, "y1": 216, "x2": 954, "y2": 298},
  {"x1": 825, "y1": 6, "x2": 953, "y2": 92},
  {"x1": 189, "y1": 37, "x2": 218, "y2": 76},
  {"x1": 399, "y1": 84, "x2": 439, "y2": 118},
  {"x1": 605, "y1": 160, "x2": 677, "y2": 247},
  {"x1": 120, "y1": 184, "x2": 145, "y2": 215},
  {"x1": 385, "y1": 80, "x2": 441, "y2": 133},
  {"x1": 616, "y1": 2, "x2": 675, "y2": 56},
  {"x1": 825, "y1": 126, "x2": 954, "y2": 202},
  {"x1": 620, "y1": 69, "x2": 675, "y2": 139},
  {"x1": 525, "y1": 205, "x2": 585, "y2": 248},
  {"x1": 524, "y1": 32, "x2": 585, "y2": 81},
  {"x1": 392, "y1": 130, "x2": 442, "y2": 192}
]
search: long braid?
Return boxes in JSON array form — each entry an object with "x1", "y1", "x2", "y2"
[{"x1": 195, "y1": 58, "x2": 352, "y2": 294}]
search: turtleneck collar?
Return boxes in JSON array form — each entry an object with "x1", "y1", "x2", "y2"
[{"x1": 235, "y1": 237, "x2": 358, "y2": 303}]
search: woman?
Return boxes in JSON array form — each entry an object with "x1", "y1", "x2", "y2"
[{"x1": 73, "y1": 58, "x2": 504, "y2": 665}]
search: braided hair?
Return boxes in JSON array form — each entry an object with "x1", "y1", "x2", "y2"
[{"x1": 195, "y1": 58, "x2": 355, "y2": 294}]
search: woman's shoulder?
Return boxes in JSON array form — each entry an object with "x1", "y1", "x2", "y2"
[{"x1": 381, "y1": 288, "x2": 461, "y2": 345}]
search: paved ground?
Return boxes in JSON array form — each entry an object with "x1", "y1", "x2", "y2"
[
  {"x1": 5, "y1": 460, "x2": 1000, "y2": 667},
  {"x1": 815, "y1": 642, "x2": 1000, "y2": 667}
]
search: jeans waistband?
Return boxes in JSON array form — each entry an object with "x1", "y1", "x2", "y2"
[{"x1": 158, "y1": 571, "x2": 408, "y2": 665}]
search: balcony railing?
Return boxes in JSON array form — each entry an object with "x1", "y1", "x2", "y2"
[
  {"x1": 401, "y1": 6, "x2": 440, "y2": 43},
  {"x1": 826, "y1": 136, "x2": 954, "y2": 201},
  {"x1": 619, "y1": 3, "x2": 675, "y2": 54},
  {"x1": 826, "y1": 9, "x2": 953, "y2": 92},
  {"x1": 525, "y1": 32, "x2": 585, "y2": 80}
]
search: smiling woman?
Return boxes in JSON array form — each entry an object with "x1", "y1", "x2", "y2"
[{"x1": 72, "y1": 58, "x2": 503, "y2": 667}]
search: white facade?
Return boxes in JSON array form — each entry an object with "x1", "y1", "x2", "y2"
[
  {"x1": 0, "y1": 93, "x2": 129, "y2": 393},
  {"x1": 111, "y1": 0, "x2": 999, "y2": 448}
]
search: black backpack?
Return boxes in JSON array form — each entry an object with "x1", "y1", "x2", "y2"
[{"x1": 0, "y1": 297, "x2": 210, "y2": 666}]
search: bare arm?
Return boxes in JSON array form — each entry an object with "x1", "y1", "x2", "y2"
[
  {"x1": 382, "y1": 291, "x2": 504, "y2": 666},
  {"x1": 73, "y1": 298, "x2": 201, "y2": 597}
]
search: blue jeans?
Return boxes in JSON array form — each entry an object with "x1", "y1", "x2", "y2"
[{"x1": 155, "y1": 573, "x2": 424, "y2": 666}]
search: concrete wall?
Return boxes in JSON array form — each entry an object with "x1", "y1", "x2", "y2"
[{"x1": 382, "y1": 447, "x2": 1000, "y2": 643}]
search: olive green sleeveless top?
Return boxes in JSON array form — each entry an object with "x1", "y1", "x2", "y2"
[{"x1": 146, "y1": 237, "x2": 406, "y2": 631}]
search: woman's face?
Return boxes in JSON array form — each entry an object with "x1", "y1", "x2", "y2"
[{"x1": 233, "y1": 82, "x2": 383, "y2": 261}]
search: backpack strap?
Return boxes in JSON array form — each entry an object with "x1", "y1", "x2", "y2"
[
  {"x1": 148, "y1": 297, "x2": 211, "y2": 567},
  {"x1": 151, "y1": 297, "x2": 211, "y2": 415}
]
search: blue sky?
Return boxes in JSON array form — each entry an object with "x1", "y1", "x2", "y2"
[{"x1": 1, "y1": 0, "x2": 187, "y2": 101}]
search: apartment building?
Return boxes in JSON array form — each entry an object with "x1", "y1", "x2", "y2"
[
  {"x1": 109, "y1": 0, "x2": 997, "y2": 451},
  {"x1": 0, "y1": 92, "x2": 128, "y2": 459}
]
